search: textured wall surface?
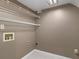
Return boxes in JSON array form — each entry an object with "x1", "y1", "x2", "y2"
[
  {"x1": 15, "y1": 31, "x2": 36, "y2": 59},
  {"x1": 0, "y1": 32, "x2": 16, "y2": 59},
  {"x1": 36, "y1": 4, "x2": 79, "y2": 58},
  {"x1": 0, "y1": 0, "x2": 36, "y2": 59}
]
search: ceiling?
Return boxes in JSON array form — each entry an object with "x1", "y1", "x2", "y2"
[
  {"x1": 16, "y1": 0, "x2": 79, "y2": 11},
  {"x1": 8, "y1": 0, "x2": 79, "y2": 11}
]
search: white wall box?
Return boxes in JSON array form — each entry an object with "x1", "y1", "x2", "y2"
[{"x1": 3, "y1": 32, "x2": 15, "y2": 42}]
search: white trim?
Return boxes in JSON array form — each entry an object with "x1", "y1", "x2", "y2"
[{"x1": 0, "y1": 17, "x2": 40, "y2": 26}]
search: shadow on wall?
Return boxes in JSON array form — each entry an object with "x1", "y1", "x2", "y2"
[{"x1": 36, "y1": 4, "x2": 79, "y2": 58}]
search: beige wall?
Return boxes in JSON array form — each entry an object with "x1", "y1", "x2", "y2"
[
  {"x1": 16, "y1": 30, "x2": 36, "y2": 59},
  {"x1": 36, "y1": 4, "x2": 79, "y2": 58},
  {"x1": 0, "y1": 0, "x2": 36, "y2": 22},
  {"x1": 0, "y1": 32, "x2": 16, "y2": 59},
  {"x1": 0, "y1": 30, "x2": 35, "y2": 59},
  {"x1": 0, "y1": 0, "x2": 36, "y2": 59}
]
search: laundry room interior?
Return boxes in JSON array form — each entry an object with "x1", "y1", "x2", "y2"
[{"x1": 0, "y1": 0, "x2": 79, "y2": 59}]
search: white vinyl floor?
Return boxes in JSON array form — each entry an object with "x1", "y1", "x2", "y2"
[{"x1": 21, "y1": 49, "x2": 72, "y2": 59}]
